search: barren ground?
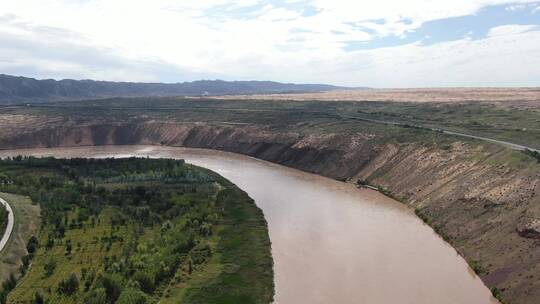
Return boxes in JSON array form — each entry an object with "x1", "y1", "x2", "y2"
[{"x1": 211, "y1": 88, "x2": 540, "y2": 109}]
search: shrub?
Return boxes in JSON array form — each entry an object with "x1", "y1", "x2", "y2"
[
  {"x1": 491, "y1": 287, "x2": 505, "y2": 303},
  {"x1": 84, "y1": 288, "x2": 107, "y2": 304},
  {"x1": 100, "y1": 274, "x2": 123, "y2": 303},
  {"x1": 133, "y1": 272, "x2": 155, "y2": 294},
  {"x1": 468, "y1": 260, "x2": 486, "y2": 275},
  {"x1": 26, "y1": 236, "x2": 39, "y2": 255},
  {"x1": 117, "y1": 288, "x2": 148, "y2": 304},
  {"x1": 43, "y1": 260, "x2": 56, "y2": 277},
  {"x1": 57, "y1": 273, "x2": 79, "y2": 295},
  {"x1": 1, "y1": 274, "x2": 17, "y2": 292},
  {"x1": 524, "y1": 149, "x2": 540, "y2": 163},
  {"x1": 0, "y1": 290, "x2": 7, "y2": 304},
  {"x1": 32, "y1": 291, "x2": 44, "y2": 304}
]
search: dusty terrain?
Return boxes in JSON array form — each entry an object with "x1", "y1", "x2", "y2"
[{"x1": 213, "y1": 88, "x2": 540, "y2": 109}]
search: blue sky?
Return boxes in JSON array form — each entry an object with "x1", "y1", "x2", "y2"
[
  {"x1": 0, "y1": 0, "x2": 539, "y2": 87},
  {"x1": 344, "y1": 3, "x2": 540, "y2": 50}
]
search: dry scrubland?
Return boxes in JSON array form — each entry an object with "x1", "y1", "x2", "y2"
[
  {"x1": 0, "y1": 89, "x2": 538, "y2": 303},
  {"x1": 215, "y1": 88, "x2": 540, "y2": 108}
]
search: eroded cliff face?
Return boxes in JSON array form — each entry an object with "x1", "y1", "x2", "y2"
[{"x1": 1, "y1": 121, "x2": 539, "y2": 304}]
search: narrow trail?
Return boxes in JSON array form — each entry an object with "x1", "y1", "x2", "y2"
[{"x1": 0, "y1": 197, "x2": 14, "y2": 253}]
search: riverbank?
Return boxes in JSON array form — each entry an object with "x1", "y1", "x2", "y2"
[
  {"x1": 0, "y1": 97, "x2": 538, "y2": 303},
  {"x1": 0, "y1": 124, "x2": 538, "y2": 304},
  {"x1": 0, "y1": 145, "x2": 500, "y2": 304}
]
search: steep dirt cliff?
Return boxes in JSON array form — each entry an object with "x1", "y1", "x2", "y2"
[{"x1": 0, "y1": 121, "x2": 539, "y2": 304}]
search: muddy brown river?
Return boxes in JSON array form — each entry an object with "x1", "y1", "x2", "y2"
[{"x1": 0, "y1": 145, "x2": 498, "y2": 304}]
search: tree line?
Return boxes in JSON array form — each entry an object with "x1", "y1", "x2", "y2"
[{"x1": 0, "y1": 156, "x2": 223, "y2": 304}]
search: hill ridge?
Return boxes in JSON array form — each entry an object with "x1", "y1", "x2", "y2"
[{"x1": 0, "y1": 74, "x2": 350, "y2": 104}]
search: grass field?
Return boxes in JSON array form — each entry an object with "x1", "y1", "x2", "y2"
[{"x1": 8, "y1": 207, "x2": 133, "y2": 303}]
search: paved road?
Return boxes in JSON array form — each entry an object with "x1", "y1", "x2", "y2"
[
  {"x1": 441, "y1": 130, "x2": 539, "y2": 153},
  {"x1": 0, "y1": 197, "x2": 14, "y2": 253},
  {"x1": 341, "y1": 115, "x2": 540, "y2": 153}
]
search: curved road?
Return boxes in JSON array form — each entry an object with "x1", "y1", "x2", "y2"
[
  {"x1": 341, "y1": 115, "x2": 540, "y2": 153},
  {"x1": 0, "y1": 197, "x2": 14, "y2": 253},
  {"x1": 441, "y1": 130, "x2": 540, "y2": 152}
]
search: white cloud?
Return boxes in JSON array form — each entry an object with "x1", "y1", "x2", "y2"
[
  {"x1": 505, "y1": 4, "x2": 527, "y2": 10},
  {"x1": 487, "y1": 24, "x2": 537, "y2": 37},
  {"x1": 0, "y1": 0, "x2": 539, "y2": 86},
  {"x1": 315, "y1": 27, "x2": 540, "y2": 87},
  {"x1": 0, "y1": 15, "x2": 215, "y2": 82}
]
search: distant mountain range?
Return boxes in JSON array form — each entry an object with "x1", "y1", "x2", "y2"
[{"x1": 0, "y1": 74, "x2": 349, "y2": 104}]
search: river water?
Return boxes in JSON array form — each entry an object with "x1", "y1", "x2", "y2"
[{"x1": 0, "y1": 145, "x2": 498, "y2": 304}]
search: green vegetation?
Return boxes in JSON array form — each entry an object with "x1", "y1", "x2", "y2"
[
  {"x1": 414, "y1": 208, "x2": 452, "y2": 243},
  {"x1": 0, "y1": 157, "x2": 272, "y2": 304},
  {"x1": 491, "y1": 287, "x2": 506, "y2": 304},
  {"x1": 468, "y1": 259, "x2": 487, "y2": 276},
  {"x1": 523, "y1": 149, "x2": 540, "y2": 163}
]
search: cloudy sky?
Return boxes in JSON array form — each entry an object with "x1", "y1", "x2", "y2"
[{"x1": 1, "y1": 0, "x2": 539, "y2": 87}]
